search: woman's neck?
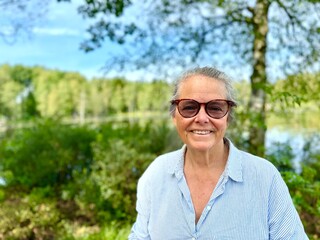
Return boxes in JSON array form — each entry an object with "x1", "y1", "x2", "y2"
[{"x1": 184, "y1": 139, "x2": 229, "y2": 171}]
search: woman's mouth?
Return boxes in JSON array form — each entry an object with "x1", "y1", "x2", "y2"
[{"x1": 191, "y1": 130, "x2": 212, "y2": 135}]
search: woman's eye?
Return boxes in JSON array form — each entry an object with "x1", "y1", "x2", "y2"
[
  {"x1": 208, "y1": 105, "x2": 223, "y2": 112},
  {"x1": 182, "y1": 105, "x2": 197, "y2": 111}
]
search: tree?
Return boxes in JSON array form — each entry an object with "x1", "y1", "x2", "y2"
[
  {"x1": 77, "y1": 0, "x2": 320, "y2": 156},
  {"x1": 10, "y1": 65, "x2": 41, "y2": 119},
  {"x1": 0, "y1": 64, "x2": 23, "y2": 118},
  {"x1": 32, "y1": 68, "x2": 87, "y2": 118}
]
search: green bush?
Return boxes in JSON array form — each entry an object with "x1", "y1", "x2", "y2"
[
  {"x1": 1, "y1": 120, "x2": 319, "y2": 238},
  {"x1": 282, "y1": 168, "x2": 320, "y2": 239},
  {"x1": 266, "y1": 141, "x2": 295, "y2": 172},
  {"x1": 273, "y1": 134, "x2": 320, "y2": 239},
  {"x1": 0, "y1": 191, "x2": 64, "y2": 240},
  {"x1": 0, "y1": 119, "x2": 96, "y2": 189},
  {"x1": 74, "y1": 121, "x2": 181, "y2": 222}
]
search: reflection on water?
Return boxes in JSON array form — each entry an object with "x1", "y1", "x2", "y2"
[{"x1": 266, "y1": 128, "x2": 318, "y2": 172}]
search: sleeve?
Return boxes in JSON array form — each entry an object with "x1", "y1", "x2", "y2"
[
  {"x1": 268, "y1": 171, "x2": 309, "y2": 240},
  {"x1": 128, "y1": 174, "x2": 151, "y2": 240}
]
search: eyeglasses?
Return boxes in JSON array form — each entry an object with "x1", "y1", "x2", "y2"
[{"x1": 171, "y1": 99, "x2": 236, "y2": 119}]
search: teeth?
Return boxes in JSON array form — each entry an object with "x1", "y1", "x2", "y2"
[{"x1": 192, "y1": 130, "x2": 211, "y2": 135}]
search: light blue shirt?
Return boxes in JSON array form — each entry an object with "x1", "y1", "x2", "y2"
[{"x1": 129, "y1": 140, "x2": 308, "y2": 240}]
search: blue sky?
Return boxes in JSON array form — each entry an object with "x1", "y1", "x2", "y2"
[
  {"x1": 0, "y1": 0, "x2": 118, "y2": 80},
  {"x1": 0, "y1": 0, "x2": 251, "y2": 82}
]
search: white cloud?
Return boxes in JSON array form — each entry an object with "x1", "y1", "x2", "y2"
[
  {"x1": 0, "y1": 26, "x2": 14, "y2": 36},
  {"x1": 32, "y1": 27, "x2": 80, "y2": 37}
]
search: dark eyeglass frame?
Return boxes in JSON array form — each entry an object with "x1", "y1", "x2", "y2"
[{"x1": 171, "y1": 98, "x2": 237, "y2": 119}]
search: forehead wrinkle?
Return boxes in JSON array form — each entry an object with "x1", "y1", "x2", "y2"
[{"x1": 178, "y1": 76, "x2": 227, "y2": 101}]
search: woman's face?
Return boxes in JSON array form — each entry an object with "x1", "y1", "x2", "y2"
[{"x1": 172, "y1": 74, "x2": 229, "y2": 152}]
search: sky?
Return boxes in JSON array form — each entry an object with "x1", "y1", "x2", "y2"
[
  {"x1": 0, "y1": 0, "x2": 252, "y2": 82},
  {"x1": 0, "y1": 0, "x2": 120, "y2": 80},
  {"x1": 4, "y1": 1, "x2": 316, "y2": 83}
]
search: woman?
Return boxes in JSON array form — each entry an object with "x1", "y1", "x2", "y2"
[{"x1": 128, "y1": 67, "x2": 308, "y2": 239}]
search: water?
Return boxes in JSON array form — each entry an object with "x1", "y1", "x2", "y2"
[{"x1": 266, "y1": 128, "x2": 312, "y2": 172}]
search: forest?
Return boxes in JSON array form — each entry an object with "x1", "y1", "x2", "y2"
[{"x1": 0, "y1": 64, "x2": 319, "y2": 239}]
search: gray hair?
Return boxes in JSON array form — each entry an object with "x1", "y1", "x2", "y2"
[{"x1": 169, "y1": 66, "x2": 237, "y2": 122}]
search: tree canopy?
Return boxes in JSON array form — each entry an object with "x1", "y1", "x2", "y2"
[
  {"x1": 77, "y1": 0, "x2": 320, "y2": 156},
  {"x1": 79, "y1": 0, "x2": 320, "y2": 78}
]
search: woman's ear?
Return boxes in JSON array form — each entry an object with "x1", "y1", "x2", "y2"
[{"x1": 172, "y1": 115, "x2": 177, "y2": 127}]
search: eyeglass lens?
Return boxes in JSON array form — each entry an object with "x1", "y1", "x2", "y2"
[{"x1": 177, "y1": 99, "x2": 230, "y2": 119}]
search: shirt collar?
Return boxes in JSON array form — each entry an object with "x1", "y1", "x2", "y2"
[
  {"x1": 167, "y1": 145, "x2": 186, "y2": 180},
  {"x1": 225, "y1": 139, "x2": 243, "y2": 182},
  {"x1": 167, "y1": 140, "x2": 243, "y2": 183}
]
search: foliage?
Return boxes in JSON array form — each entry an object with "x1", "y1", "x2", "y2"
[
  {"x1": 0, "y1": 188, "x2": 130, "y2": 240},
  {"x1": 76, "y1": 0, "x2": 320, "y2": 157},
  {"x1": 0, "y1": 65, "x2": 24, "y2": 118},
  {"x1": 0, "y1": 65, "x2": 173, "y2": 121},
  {"x1": 268, "y1": 134, "x2": 320, "y2": 239},
  {"x1": 301, "y1": 134, "x2": 320, "y2": 181},
  {"x1": 282, "y1": 168, "x2": 320, "y2": 239},
  {"x1": 0, "y1": 119, "x2": 96, "y2": 189},
  {"x1": 0, "y1": 120, "x2": 181, "y2": 239},
  {"x1": 0, "y1": 119, "x2": 319, "y2": 238},
  {"x1": 20, "y1": 93, "x2": 41, "y2": 120},
  {"x1": 270, "y1": 72, "x2": 320, "y2": 112},
  {"x1": 266, "y1": 142, "x2": 295, "y2": 172},
  {"x1": 32, "y1": 69, "x2": 87, "y2": 118},
  {"x1": 78, "y1": 0, "x2": 320, "y2": 75},
  {"x1": 1, "y1": 64, "x2": 319, "y2": 132},
  {"x1": 98, "y1": 141, "x2": 149, "y2": 218},
  {"x1": 73, "y1": 121, "x2": 180, "y2": 222},
  {"x1": 0, "y1": 190, "x2": 65, "y2": 240},
  {"x1": 1, "y1": 64, "x2": 320, "y2": 238},
  {"x1": 9, "y1": 64, "x2": 33, "y2": 87}
]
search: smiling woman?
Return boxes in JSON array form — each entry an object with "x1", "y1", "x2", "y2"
[{"x1": 128, "y1": 66, "x2": 308, "y2": 240}]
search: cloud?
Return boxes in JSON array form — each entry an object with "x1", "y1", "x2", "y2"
[{"x1": 32, "y1": 27, "x2": 81, "y2": 37}]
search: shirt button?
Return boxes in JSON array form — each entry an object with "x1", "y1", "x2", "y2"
[
  {"x1": 207, "y1": 206, "x2": 211, "y2": 210},
  {"x1": 192, "y1": 238, "x2": 196, "y2": 240}
]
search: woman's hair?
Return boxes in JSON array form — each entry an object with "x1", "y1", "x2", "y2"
[{"x1": 169, "y1": 66, "x2": 237, "y2": 122}]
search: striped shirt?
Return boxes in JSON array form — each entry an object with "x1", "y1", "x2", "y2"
[{"x1": 128, "y1": 140, "x2": 308, "y2": 240}]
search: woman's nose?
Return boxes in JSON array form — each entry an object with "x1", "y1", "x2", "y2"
[{"x1": 195, "y1": 105, "x2": 209, "y2": 122}]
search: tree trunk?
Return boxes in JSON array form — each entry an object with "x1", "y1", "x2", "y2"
[{"x1": 248, "y1": 0, "x2": 269, "y2": 157}]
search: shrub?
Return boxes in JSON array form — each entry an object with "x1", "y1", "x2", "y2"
[
  {"x1": 276, "y1": 134, "x2": 320, "y2": 239},
  {"x1": 74, "y1": 121, "x2": 181, "y2": 222},
  {"x1": 0, "y1": 119, "x2": 96, "y2": 190},
  {"x1": 0, "y1": 191, "x2": 64, "y2": 240}
]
